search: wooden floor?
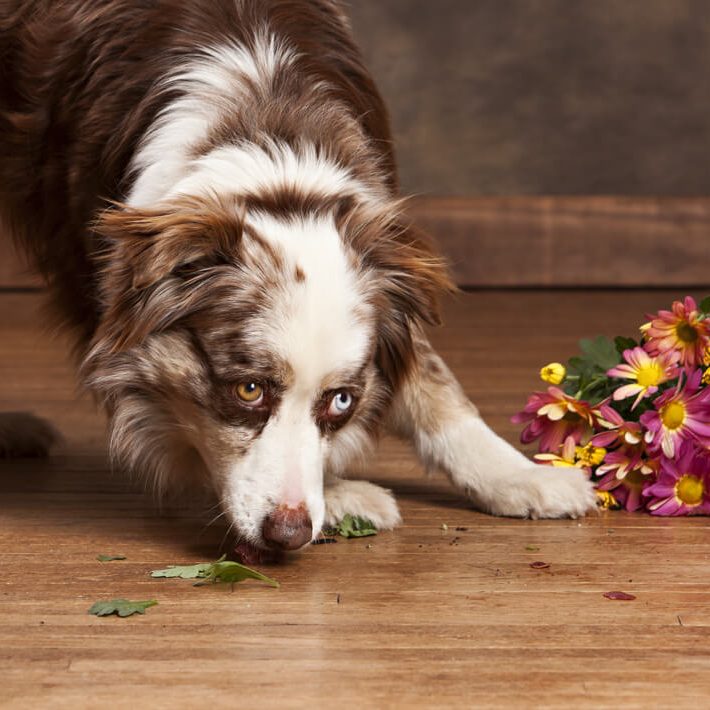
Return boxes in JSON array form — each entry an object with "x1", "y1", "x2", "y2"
[{"x1": 3, "y1": 289, "x2": 710, "y2": 709}]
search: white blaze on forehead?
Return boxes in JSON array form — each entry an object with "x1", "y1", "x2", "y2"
[{"x1": 246, "y1": 212, "x2": 372, "y2": 392}]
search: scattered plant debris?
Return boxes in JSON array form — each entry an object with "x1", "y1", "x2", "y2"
[
  {"x1": 440, "y1": 523, "x2": 448, "y2": 532},
  {"x1": 312, "y1": 537, "x2": 338, "y2": 545},
  {"x1": 151, "y1": 555, "x2": 278, "y2": 588},
  {"x1": 88, "y1": 599, "x2": 157, "y2": 617},
  {"x1": 524, "y1": 545, "x2": 540, "y2": 552},
  {"x1": 96, "y1": 554, "x2": 126, "y2": 562},
  {"x1": 333, "y1": 515, "x2": 377, "y2": 538},
  {"x1": 454, "y1": 526, "x2": 469, "y2": 532},
  {"x1": 603, "y1": 591, "x2": 636, "y2": 601},
  {"x1": 529, "y1": 561, "x2": 551, "y2": 570},
  {"x1": 449, "y1": 536, "x2": 461, "y2": 546}
]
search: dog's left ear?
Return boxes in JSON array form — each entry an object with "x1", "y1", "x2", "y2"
[{"x1": 95, "y1": 195, "x2": 244, "y2": 290}]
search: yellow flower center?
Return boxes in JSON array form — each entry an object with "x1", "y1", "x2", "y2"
[
  {"x1": 636, "y1": 362, "x2": 664, "y2": 387},
  {"x1": 703, "y1": 368, "x2": 710, "y2": 386},
  {"x1": 660, "y1": 401, "x2": 686, "y2": 431},
  {"x1": 675, "y1": 474, "x2": 704, "y2": 506},
  {"x1": 676, "y1": 322, "x2": 699, "y2": 344}
]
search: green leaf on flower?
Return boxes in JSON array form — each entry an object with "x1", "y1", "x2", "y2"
[
  {"x1": 88, "y1": 599, "x2": 157, "y2": 617},
  {"x1": 335, "y1": 514, "x2": 378, "y2": 538},
  {"x1": 614, "y1": 336, "x2": 637, "y2": 355},
  {"x1": 96, "y1": 554, "x2": 126, "y2": 562},
  {"x1": 152, "y1": 555, "x2": 279, "y2": 588},
  {"x1": 699, "y1": 296, "x2": 710, "y2": 316},
  {"x1": 579, "y1": 336, "x2": 621, "y2": 371}
]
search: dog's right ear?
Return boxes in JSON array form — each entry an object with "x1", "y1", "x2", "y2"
[{"x1": 95, "y1": 195, "x2": 244, "y2": 290}]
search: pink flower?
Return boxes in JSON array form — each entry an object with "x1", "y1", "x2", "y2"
[
  {"x1": 607, "y1": 347, "x2": 679, "y2": 409},
  {"x1": 595, "y1": 446, "x2": 656, "y2": 512},
  {"x1": 642, "y1": 296, "x2": 710, "y2": 369},
  {"x1": 639, "y1": 370, "x2": 710, "y2": 457},
  {"x1": 591, "y1": 404, "x2": 642, "y2": 448},
  {"x1": 512, "y1": 387, "x2": 597, "y2": 453},
  {"x1": 645, "y1": 443, "x2": 710, "y2": 516}
]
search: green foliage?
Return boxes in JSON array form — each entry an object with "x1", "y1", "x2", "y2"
[
  {"x1": 579, "y1": 336, "x2": 621, "y2": 371},
  {"x1": 334, "y1": 514, "x2": 378, "y2": 538},
  {"x1": 96, "y1": 554, "x2": 127, "y2": 562},
  {"x1": 152, "y1": 555, "x2": 279, "y2": 588},
  {"x1": 614, "y1": 336, "x2": 637, "y2": 355},
  {"x1": 88, "y1": 599, "x2": 157, "y2": 617},
  {"x1": 562, "y1": 336, "x2": 623, "y2": 405},
  {"x1": 700, "y1": 296, "x2": 710, "y2": 316}
]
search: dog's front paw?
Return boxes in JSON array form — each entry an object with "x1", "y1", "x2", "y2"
[
  {"x1": 477, "y1": 465, "x2": 597, "y2": 519},
  {"x1": 323, "y1": 479, "x2": 402, "y2": 530},
  {"x1": 0, "y1": 412, "x2": 61, "y2": 458}
]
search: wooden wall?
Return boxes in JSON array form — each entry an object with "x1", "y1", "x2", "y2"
[{"x1": 3, "y1": 197, "x2": 709, "y2": 289}]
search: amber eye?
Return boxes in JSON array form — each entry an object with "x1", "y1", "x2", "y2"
[{"x1": 235, "y1": 382, "x2": 264, "y2": 405}]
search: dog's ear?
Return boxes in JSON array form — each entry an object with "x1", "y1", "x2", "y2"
[
  {"x1": 341, "y1": 202, "x2": 456, "y2": 390},
  {"x1": 95, "y1": 195, "x2": 244, "y2": 290}
]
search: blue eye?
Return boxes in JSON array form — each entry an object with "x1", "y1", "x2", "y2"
[{"x1": 328, "y1": 390, "x2": 353, "y2": 417}]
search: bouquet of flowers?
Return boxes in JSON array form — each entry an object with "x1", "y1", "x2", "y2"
[{"x1": 513, "y1": 296, "x2": 710, "y2": 515}]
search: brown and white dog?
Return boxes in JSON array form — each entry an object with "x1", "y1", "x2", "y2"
[{"x1": 0, "y1": 0, "x2": 595, "y2": 559}]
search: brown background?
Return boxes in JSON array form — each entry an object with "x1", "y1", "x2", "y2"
[
  {"x1": 349, "y1": 0, "x2": 710, "y2": 196},
  {"x1": 3, "y1": 1, "x2": 710, "y2": 286}
]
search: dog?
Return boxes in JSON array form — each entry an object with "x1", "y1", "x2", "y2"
[{"x1": 0, "y1": 0, "x2": 596, "y2": 561}]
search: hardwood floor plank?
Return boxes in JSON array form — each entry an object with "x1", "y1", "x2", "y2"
[{"x1": 2, "y1": 289, "x2": 710, "y2": 707}]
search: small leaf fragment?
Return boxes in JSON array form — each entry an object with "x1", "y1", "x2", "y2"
[
  {"x1": 336, "y1": 514, "x2": 377, "y2": 538},
  {"x1": 603, "y1": 591, "x2": 636, "y2": 601},
  {"x1": 524, "y1": 545, "x2": 540, "y2": 552},
  {"x1": 88, "y1": 599, "x2": 157, "y2": 617},
  {"x1": 529, "y1": 561, "x2": 550, "y2": 569},
  {"x1": 96, "y1": 554, "x2": 127, "y2": 562}
]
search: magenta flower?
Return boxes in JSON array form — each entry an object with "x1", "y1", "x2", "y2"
[
  {"x1": 512, "y1": 387, "x2": 597, "y2": 453},
  {"x1": 642, "y1": 296, "x2": 710, "y2": 369},
  {"x1": 640, "y1": 369, "x2": 710, "y2": 457},
  {"x1": 645, "y1": 443, "x2": 710, "y2": 516},
  {"x1": 594, "y1": 446, "x2": 656, "y2": 512},
  {"x1": 591, "y1": 404, "x2": 642, "y2": 448},
  {"x1": 607, "y1": 347, "x2": 679, "y2": 409}
]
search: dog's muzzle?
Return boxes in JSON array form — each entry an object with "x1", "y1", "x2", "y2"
[{"x1": 261, "y1": 502, "x2": 313, "y2": 550}]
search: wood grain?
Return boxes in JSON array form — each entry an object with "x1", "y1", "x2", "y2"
[
  {"x1": 3, "y1": 197, "x2": 710, "y2": 289},
  {"x1": 408, "y1": 196, "x2": 710, "y2": 288},
  {"x1": 2, "y1": 289, "x2": 710, "y2": 708}
]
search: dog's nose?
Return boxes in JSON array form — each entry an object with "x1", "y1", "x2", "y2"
[{"x1": 261, "y1": 503, "x2": 312, "y2": 550}]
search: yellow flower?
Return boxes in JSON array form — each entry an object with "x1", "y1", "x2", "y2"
[
  {"x1": 703, "y1": 368, "x2": 710, "y2": 386},
  {"x1": 596, "y1": 490, "x2": 621, "y2": 510},
  {"x1": 540, "y1": 362, "x2": 566, "y2": 385},
  {"x1": 575, "y1": 442, "x2": 607, "y2": 468}
]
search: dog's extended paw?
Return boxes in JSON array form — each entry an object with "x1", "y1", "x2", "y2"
[
  {"x1": 0, "y1": 412, "x2": 61, "y2": 459},
  {"x1": 323, "y1": 479, "x2": 402, "y2": 530},
  {"x1": 477, "y1": 465, "x2": 597, "y2": 520}
]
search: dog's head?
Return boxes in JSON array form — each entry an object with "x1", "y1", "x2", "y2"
[{"x1": 88, "y1": 193, "x2": 451, "y2": 553}]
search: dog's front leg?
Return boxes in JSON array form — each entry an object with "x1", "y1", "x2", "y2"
[{"x1": 386, "y1": 332, "x2": 597, "y2": 519}]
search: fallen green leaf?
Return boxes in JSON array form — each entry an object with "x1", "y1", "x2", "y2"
[
  {"x1": 151, "y1": 555, "x2": 279, "y2": 588},
  {"x1": 96, "y1": 554, "x2": 126, "y2": 562},
  {"x1": 524, "y1": 545, "x2": 540, "y2": 552},
  {"x1": 150, "y1": 560, "x2": 216, "y2": 579},
  {"x1": 88, "y1": 599, "x2": 157, "y2": 617},
  {"x1": 336, "y1": 514, "x2": 377, "y2": 538}
]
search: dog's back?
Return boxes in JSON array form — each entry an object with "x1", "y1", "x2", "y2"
[{"x1": 0, "y1": 0, "x2": 396, "y2": 343}]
